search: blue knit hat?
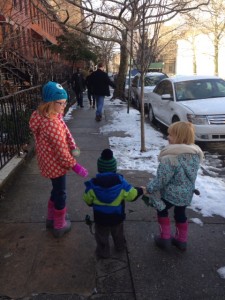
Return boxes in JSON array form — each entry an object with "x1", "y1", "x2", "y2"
[
  {"x1": 42, "y1": 81, "x2": 68, "y2": 102},
  {"x1": 97, "y1": 149, "x2": 117, "y2": 173}
]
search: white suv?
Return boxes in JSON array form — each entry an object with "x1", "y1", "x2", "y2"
[{"x1": 147, "y1": 75, "x2": 225, "y2": 142}]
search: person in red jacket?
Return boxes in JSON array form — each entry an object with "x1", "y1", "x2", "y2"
[{"x1": 29, "y1": 81, "x2": 88, "y2": 238}]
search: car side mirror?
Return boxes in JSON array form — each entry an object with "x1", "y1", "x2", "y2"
[{"x1": 161, "y1": 94, "x2": 173, "y2": 100}]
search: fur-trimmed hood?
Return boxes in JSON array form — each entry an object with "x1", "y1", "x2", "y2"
[{"x1": 158, "y1": 144, "x2": 204, "y2": 165}]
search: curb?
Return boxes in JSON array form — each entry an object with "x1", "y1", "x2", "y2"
[{"x1": 0, "y1": 142, "x2": 35, "y2": 193}]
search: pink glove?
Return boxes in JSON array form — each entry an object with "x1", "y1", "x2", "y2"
[{"x1": 72, "y1": 163, "x2": 88, "y2": 178}]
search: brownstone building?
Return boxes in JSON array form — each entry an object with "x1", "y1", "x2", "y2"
[{"x1": 0, "y1": 0, "x2": 71, "y2": 92}]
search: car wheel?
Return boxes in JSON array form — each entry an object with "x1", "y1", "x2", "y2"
[
  {"x1": 172, "y1": 116, "x2": 180, "y2": 123},
  {"x1": 148, "y1": 105, "x2": 156, "y2": 124}
]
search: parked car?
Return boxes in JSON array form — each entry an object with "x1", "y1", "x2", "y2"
[
  {"x1": 147, "y1": 75, "x2": 225, "y2": 142},
  {"x1": 131, "y1": 72, "x2": 168, "y2": 109},
  {"x1": 124, "y1": 76, "x2": 134, "y2": 100}
]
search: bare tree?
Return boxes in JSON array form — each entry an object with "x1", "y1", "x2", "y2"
[
  {"x1": 41, "y1": 0, "x2": 210, "y2": 100},
  {"x1": 183, "y1": 0, "x2": 225, "y2": 76},
  {"x1": 42, "y1": 0, "x2": 209, "y2": 152},
  {"x1": 88, "y1": 25, "x2": 117, "y2": 73}
]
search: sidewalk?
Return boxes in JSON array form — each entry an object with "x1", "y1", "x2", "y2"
[{"x1": 0, "y1": 93, "x2": 225, "y2": 300}]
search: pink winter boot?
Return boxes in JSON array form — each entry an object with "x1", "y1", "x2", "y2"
[
  {"x1": 46, "y1": 199, "x2": 54, "y2": 229},
  {"x1": 172, "y1": 222, "x2": 188, "y2": 251},
  {"x1": 154, "y1": 217, "x2": 171, "y2": 249},
  {"x1": 53, "y1": 207, "x2": 71, "y2": 238}
]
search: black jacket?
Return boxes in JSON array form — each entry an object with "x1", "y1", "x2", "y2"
[
  {"x1": 85, "y1": 74, "x2": 93, "y2": 92},
  {"x1": 71, "y1": 72, "x2": 85, "y2": 91},
  {"x1": 90, "y1": 69, "x2": 115, "y2": 96}
]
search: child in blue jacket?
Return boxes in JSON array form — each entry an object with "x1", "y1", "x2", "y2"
[{"x1": 83, "y1": 149, "x2": 144, "y2": 258}]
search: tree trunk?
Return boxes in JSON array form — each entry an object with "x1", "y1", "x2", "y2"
[
  {"x1": 113, "y1": 37, "x2": 129, "y2": 99},
  {"x1": 214, "y1": 39, "x2": 219, "y2": 76},
  {"x1": 193, "y1": 45, "x2": 197, "y2": 75}
]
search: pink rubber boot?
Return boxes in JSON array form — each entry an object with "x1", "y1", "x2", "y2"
[
  {"x1": 172, "y1": 222, "x2": 188, "y2": 251},
  {"x1": 46, "y1": 199, "x2": 54, "y2": 229},
  {"x1": 53, "y1": 207, "x2": 71, "y2": 238},
  {"x1": 154, "y1": 217, "x2": 171, "y2": 249}
]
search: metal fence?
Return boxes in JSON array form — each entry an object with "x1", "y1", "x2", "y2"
[{"x1": 0, "y1": 82, "x2": 74, "y2": 170}]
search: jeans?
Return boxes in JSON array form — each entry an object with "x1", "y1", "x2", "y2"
[
  {"x1": 157, "y1": 199, "x2": 187, "y2": 223},
  {"x1": 95, "y1": 95, "x2": 105, "y2": 116},
  {"x1": 50, "y1": 175, "x2": 66, "y2": 210}
]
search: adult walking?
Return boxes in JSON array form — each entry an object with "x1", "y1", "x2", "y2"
[
  {"x1": 90, "y1": 62, "x2": 115, "y2": 121},
  {"x1": 71, "y1": 67, "x2": 86, "y2": 107},
  {"x1": 85, "y1": 69, "x2": 96, "y2": 108}
]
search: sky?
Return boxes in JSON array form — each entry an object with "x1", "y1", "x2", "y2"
[{"x1": 65, "y1": 96, "x2": 225, "y2": 279}]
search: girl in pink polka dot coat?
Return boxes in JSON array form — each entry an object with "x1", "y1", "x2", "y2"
[{"x1": 29, "y1": 81, "x2": 88, "y2": 238}]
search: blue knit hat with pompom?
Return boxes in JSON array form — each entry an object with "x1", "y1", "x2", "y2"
[{"x1": 42, "y1": 81, "x2": 68, "y2": 102}]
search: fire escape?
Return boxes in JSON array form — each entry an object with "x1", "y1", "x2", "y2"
[
  {"x1": 0, "y1": 4, "x2": 71, "y2": 97},
  {"x1": 0, "y1": 49, "x2": 34, "y2": 94}
]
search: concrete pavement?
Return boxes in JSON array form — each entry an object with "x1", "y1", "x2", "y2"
[{"x1": 0, "y1": 93, "x2": 225, "y2": 300}]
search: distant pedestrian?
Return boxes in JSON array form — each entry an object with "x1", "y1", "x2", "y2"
[
  {"x1": 83, "y1": 148, "x2": 145, "y2": 258},
  {"x1": 85, "y1": 69, "x2": 96, "y2": 108},
  {"x1": 143, "y1": 122, "x2": 204, "y2": 251},
  {"x1": 89, "y1": 62, "x2": 115, "y2": 121},
  {"x1": 29, "y1": 81, "x2": 88, "y2": 238},
  {"x1": 71, "y1": 68, "x2": 86, "y2": 107}
]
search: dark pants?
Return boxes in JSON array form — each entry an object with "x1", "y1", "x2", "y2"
[
  {"x1": 95, "y1": 222, "x2": 126, "y2": 258},
  {"x1": 157, "y1": 199, "x2": 187, "y2": 223},
  {"x1": 74, "y1": 89, "x2": 83, "y2": 106},
  {"x1": 87, "y1": 89, "x2": 95, "y2": 106},
  {"x1": 50, "y1": 175, "x2": 66, "y2": 210}
]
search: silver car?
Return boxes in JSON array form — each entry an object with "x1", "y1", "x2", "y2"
[
  {"x1": 131, "y1": 72, "x2": 168, "y2": 109},
  {"x1": 147, "y1": 75, "x2": 225, "y2": 142}
]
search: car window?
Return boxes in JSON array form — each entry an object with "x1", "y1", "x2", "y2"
[
  {"x1": 153, "y1": 81, "x2": 164, "y2": 95},
  {"x1": 214, "y1": 79, "x2": 225, "y2": 97},
  {"x1": 175, "y1": 82, "x2": 195, "y2": 101},
  {"x1": 145, "y1": 74, "x2": 167, "y2": 86},
  {"x1": 174, "y1": 79, "x2": 225, "y2": 101},
  {"x1": 163, "y1": 81, "x2": 173, "y2": 95},
  {"x1": 154, "y1": 80, "x2": 173, "y2": 96}
]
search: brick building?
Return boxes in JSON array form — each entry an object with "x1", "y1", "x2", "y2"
[{"x1": 0, "y1": 0, "x2": 73, "y2": 93}]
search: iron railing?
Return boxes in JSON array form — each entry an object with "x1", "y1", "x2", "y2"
[{"x1": 0, "y1": 82, "x2": 74, "y2": 170}]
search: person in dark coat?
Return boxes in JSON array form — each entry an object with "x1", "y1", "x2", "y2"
[
  {"x1": 71, "y1": 68, "x2": 86, "y2": 107},
  {"x1": 89, "y1": 62, "x2": 115, "y2": 121},
  {"x1": 85, "y1": 69, "x2": 96, "y2": 108}
]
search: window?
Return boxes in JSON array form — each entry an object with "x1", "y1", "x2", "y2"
[
  {"x1": 24, "y1": 0, "x2": 28, "y2": 15},
  {"x1": 19, "y1": 0, "x2": 23, "y2": 11},
  {"x1": 154, "y1": 82, "x2": 165, "y2": 95},
  {"x1": 13, "y1": 0, "x2": 18, "y2": 8}
]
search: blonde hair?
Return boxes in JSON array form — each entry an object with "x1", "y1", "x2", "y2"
[
  {"x1": 168, "y1": 121, "x2": 195, "y2": 144},
  {"x1": 37, "y1": 102, "x2": 57, "y2": 118}
]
